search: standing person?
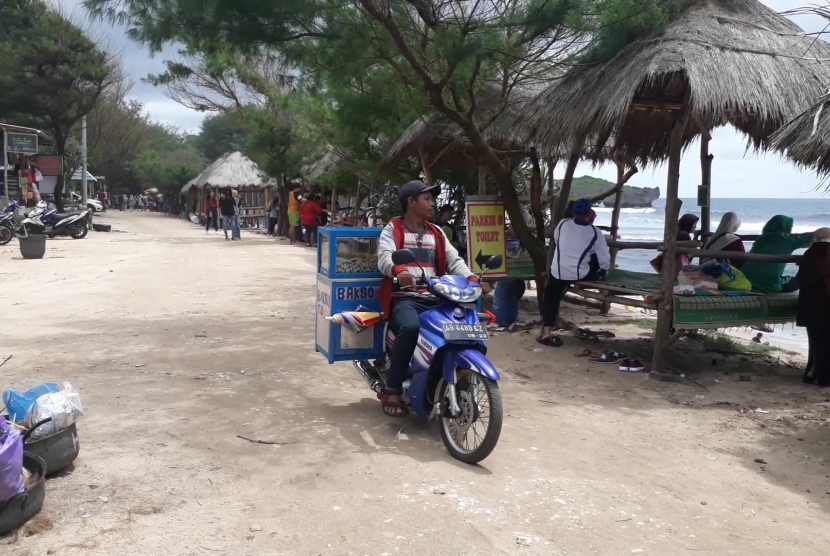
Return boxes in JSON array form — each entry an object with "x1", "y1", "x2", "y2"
[
  {"x1": 219, "y1": 191, "x2": 236, "y2": 241},
  {"x1": 797, "y1": 229, "x2": 830, "y2": 386},
  {"x1": 98, "y1": 189, "x2": 107, "y2": 212},
  {"x1": 120, "y1": 194, "x2": 127, "y2": 211},
  {"x1": 538, "y1": 198, "x2": 610, "y2": 347},
  {"x1": 287, "y1": 184, "x2": 303, "y2": 245},
  {"x1": 742, "y1": 215, "x2": 827, "y2": 293},
  {"x1": 301, "y1": 194, "x2": 324, "y2": 247},
  {"x1": 266, "y1": 195, "x2": 279, "y2": 235},
  {"x1": 204, "y1": 190, "x2": 219, "y2": 234},
  {"x1": 376, "y1": 180, "x2": 488, "y2": 417},
  {"x1": 231, "y1": 189, "x2": 242, "y2": 240},
  {"x1": 436, "y1": 204, "x2": 465, "y2": 257}
]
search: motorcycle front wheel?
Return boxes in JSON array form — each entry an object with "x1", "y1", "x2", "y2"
[
  {"x1": 439, "y1": 368, "x2": 503, "y2": 464},
  {"x1": 69, "y1": 222, "x2": 88, "y2": 239},
  {"x1": 0, "y1": 226, "x2": 11, "y2": 246}
]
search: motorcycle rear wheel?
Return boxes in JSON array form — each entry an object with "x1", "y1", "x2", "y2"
[
  {"x1": 439, "y1": 369, "x2": 503, "y2": 464},
  {"x1": 0, "y1": 226, "x2": 11, "y2": 246},
  {"x1": 69, "y1": 222, "x2": 88, "y2": 239}
]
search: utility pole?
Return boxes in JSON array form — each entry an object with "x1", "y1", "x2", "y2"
[
  {"x1": 2, "y1": 129, "x2": 7, "y2": 208},
  {"x1": 81, "y1": 116, "x2": 88, "y2": 205}
]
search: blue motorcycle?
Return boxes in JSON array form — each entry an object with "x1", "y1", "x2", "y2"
[{"x1": 353, "y1": 249, "x2": 504, "y2": 464}]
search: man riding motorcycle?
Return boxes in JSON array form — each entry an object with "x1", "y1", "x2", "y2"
[{"x1": 377, "y1": 180, "x2": 489, "y2": 417}]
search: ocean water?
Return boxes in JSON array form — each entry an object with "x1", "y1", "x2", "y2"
[{"x1": 591, "y1": 198, "x2": 830, "y2": 352}]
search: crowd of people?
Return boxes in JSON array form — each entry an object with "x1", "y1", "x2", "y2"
[
  {"x1": 203, "y1": 189, "x2": 244, "y2": 241},
  {"x1": 98, "y1": 191, "x2": 170, "y2": 213},
  {"x1": 267, "y1": 184, "x2": 330, "y2": 248}
]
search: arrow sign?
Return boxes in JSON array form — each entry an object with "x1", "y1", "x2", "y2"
[
  {"x1": 476, "y1": 250, "x2": 498, "y2": 269},
  {"x1": 466, "y1": 200, "x2": 508, "y2": 277}
]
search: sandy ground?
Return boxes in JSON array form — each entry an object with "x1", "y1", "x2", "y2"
[{"x1": 1, "y1": 211, "x2": 829, "y2": 556}]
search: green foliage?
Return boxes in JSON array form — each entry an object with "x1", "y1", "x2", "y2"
[
  {"x1": 0, "y1": 0, "x2": 115, "y2": 153},
  {"x1": 130, "y1": 143, "x2": 204, "y2": 195},
  {"x1": 575, "y1": 0, "x2": 688, "y2": 64},
  {"x1": 196, "y1": 112, "x2": 253, "y2": 160}
]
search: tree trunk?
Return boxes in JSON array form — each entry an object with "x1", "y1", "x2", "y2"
[
  {"x1": 55, "y1": 138, "x2": 67, "y2": 212},
  {"x1": 546, "y1": 147, "x2": 581, "y2": 272},
  {"x1": 528, "y1": 149, "x2": 545, "y2": 243},
  {"x1": 276, "y1": 176, "x2": 289, "y2": 236}
]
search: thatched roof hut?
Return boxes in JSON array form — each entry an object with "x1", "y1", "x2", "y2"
[
  {"x1": 196, "y1": 151, "x2": 270, "y2": 189},
  {"x1": 518, "y1": 0, "x2": 830, "y2": 162},
  {"x1": 301, "y1": 146, "x2": 351, "y2": 180},
  {"x1": 180, "y1": 176, "x2": 200, "y2": 196},
  {"x1": 381, "y1": 89, "x2": 530, "y2": 172},
  {"x1": 769, "y1": 90, "x2": 830, "y2": 178}
]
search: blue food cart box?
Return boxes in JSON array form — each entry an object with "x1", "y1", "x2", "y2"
[
  {"x1": 315, "y1": 274, "x2": 385, "y2": 364},
  {"x1": 315, "y1": 227, "x2": 385, "y2": 364},
  {"x1": 318, "y1": 227, "x2": 383, "y2": 279}
]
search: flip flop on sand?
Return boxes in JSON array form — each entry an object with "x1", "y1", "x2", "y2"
[
  {"x1": 536, "y1": 336, "x2": 563, "y2": 347},
  {"x1": 589, "y1": 351, "x2": 624, "y2": 364},
  {"x1": 575, "y1": 349, "x2": 601, "y2": 358}
]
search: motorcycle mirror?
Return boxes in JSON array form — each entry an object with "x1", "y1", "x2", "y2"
[
  {"x1": 391, "y1": 249, "x2": 415, "y2": 266},
  {"x1": 486, "y1": 255, "x2": 503, "y2": 270}
]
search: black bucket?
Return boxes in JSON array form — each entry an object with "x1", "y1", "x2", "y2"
[
  {"x1": 24, "y1": 421, "x2": 79, "y2": 476},
  {"x1": 0, "y1": 453, "x2": 47, "y2": 536},
  {"x1": 1, "y1": 417, "x2": 80, "y2": 476},
  {"x1": 18, "y1": 234, "x2": 46, "y2": 259}
]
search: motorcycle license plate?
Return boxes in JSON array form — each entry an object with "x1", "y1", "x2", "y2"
[{"x1": 442, "y1": 323, "x2": 489, "y2": 341}]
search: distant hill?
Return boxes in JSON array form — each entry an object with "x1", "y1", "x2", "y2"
[{"x1": 556, "y1": 175, "x2": 660, "y2": 208}]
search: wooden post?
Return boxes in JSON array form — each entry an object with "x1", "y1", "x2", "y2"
[
  {"x1": 651, "y1": 91, "x2": 692, "y2": 379},
  {"x1": 699, "y1": 134, "x2": 713, "y2": 237},
  {"x1": 477, "y1": 165, "x2": 486, "y2": 195}
]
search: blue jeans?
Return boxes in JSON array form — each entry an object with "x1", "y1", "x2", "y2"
[
  {"x1": 387, "y1": 297, "x2": 439, "y2": 391},
  {"x1": 223, "y1": 215, "x2": 240, "y2": 239}
]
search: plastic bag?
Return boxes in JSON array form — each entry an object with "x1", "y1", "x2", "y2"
[
  {"x1": 2, "y1": 383, "x2": 59, "y2": 423},
  {"x1": 718, "y1": 266, "x2": 752, "y2": 291},
  {"x1": 27, "y1": 383, "x2": 83, "y2": 440},
  {"x1": 678, "y1": 267, "x2": 719, "y2": 291},
  {"x1": 0, "y1": 416, "x2": 25, "y2": 503}
]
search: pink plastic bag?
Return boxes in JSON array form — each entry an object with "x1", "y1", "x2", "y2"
[{"x1": 0, "y1": 417, "x2": 25, "y2": 503}]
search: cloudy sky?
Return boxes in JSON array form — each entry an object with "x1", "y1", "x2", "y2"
[{"x1": 66, "y1": 0, "x2": 830, "y2": 199}]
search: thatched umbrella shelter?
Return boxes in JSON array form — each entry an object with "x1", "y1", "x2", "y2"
[
  {"x1": 381, "y1": 90, "x2": 531, "y2": 191},
  {"x1": 770, "y1": 90, "x2": 830, "y2": 180},
  {"x1": 195, "y1": 151, "x2": 272, "y2": 228},
  {"x1": 517, "y1": 0, "x2": 830, "y2": 375}
]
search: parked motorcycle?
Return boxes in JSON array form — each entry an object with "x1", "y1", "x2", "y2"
[
  {"x1": 18, "y1": 201, "x2": 90, "y2": 239},
  {"x1": 348, "y1": 250, "x2": 504, "y2": 464},
  {"x1": 0, "y1": 200, "x2": 20, "y2": 245}
]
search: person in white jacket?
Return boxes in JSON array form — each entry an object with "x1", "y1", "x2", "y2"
[{"x1": 538, "y1": 198, "x2": 610, "y2": 346}]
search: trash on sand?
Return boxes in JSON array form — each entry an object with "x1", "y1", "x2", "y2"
[
  {"x1": 0, "y1": 417, "x2": 25, "y2": 503},
  {"x1": 754, "y1": 408, "x2": 770, "y2": 414},
  {"x1": 99, "y1": 496, "x2": 108, "y2": 503},
  {"x1": 695, "y1": 395, "x2": 705, "y2": 399},
  {"x1": 3, "y1": 383, "x2": 59, "y2": 422},
  {"x1": 28, "y1": 383, "x2": 84, "y2": 440},
  {"x1": 515, "y1": 534, "x2": 533, "y2": 546},
  {"x1": 753, "y1": 458, "x2": 767, "y2": 465},
  {"x1": 333, "y1": 506, "x2": 340, "y2": 511},
  {"x1": 249, "y1": 523, "x2": 262, "y2": 532},
  {"x1": 433, "y1": 487, "x2": 446, "y2": 495}
]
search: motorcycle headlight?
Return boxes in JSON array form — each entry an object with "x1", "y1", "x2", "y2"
[{"x1": 434, "y1": 282, "x2": 482, "y2": 303}]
